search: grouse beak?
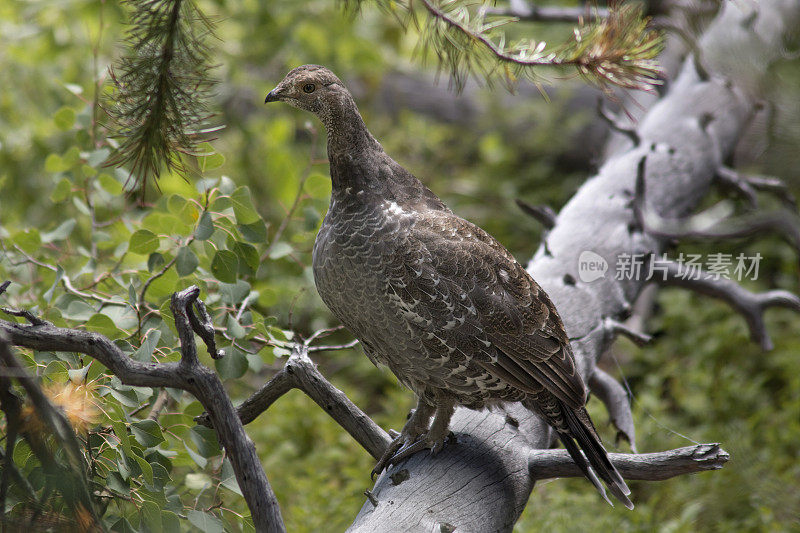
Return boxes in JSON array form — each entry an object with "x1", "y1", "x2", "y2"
[{"x1": 264, "y1": 89, "x2": 280, "y2": 104}]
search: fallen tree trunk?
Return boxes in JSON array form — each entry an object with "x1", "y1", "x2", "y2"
[{"x1": 348, "y1": 1, "x2": 800, "y2": 530}]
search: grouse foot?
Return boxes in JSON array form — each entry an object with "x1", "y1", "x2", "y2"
[{"x1": 372, "y1": 399, "x2": 456, "y2": 477}]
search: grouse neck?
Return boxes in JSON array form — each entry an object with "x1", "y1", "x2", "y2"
[{"x1": 321, "y1": 93, "x2": 381, "y2": 161}]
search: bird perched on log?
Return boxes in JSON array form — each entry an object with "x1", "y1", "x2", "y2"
[{"x1": 265, "y1": 65, "x2": 633, "y2": 509}]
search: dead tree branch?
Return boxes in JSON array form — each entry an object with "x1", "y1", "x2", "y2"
[
  {"x1": 197, "y1": 343, "x2": 392, "y2": 461},
  {"x1": 527, "y1": 444, "x2": 728, "y2": 481},
  {"x1": 485, "y1": 2, "x2": 609, "y2": 24},
  {"x1": 0, "y1": 286, "x2": 286, "y2": 533},
  {"x1": 656, "y1": 261, "x2": 800, "y2": 351}
]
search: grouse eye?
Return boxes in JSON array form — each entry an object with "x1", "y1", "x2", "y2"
[{"x1": 302, "y1": 83, "x2": 316, "y2": 94}]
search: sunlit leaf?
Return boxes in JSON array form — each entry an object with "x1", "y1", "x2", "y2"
[
  {"x1": 130, "y1": 229, "x2": 160, "y2": 255},
  {"x1": 211, "y1": 250, "x2": 239, "y2": 283}
]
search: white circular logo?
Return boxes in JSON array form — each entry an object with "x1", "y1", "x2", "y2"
[{"x1": 577, "y1": 250, "x2": 608, "y2": 283}]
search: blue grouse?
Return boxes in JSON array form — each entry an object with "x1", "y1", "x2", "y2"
[{"x1": 265, "y1": 65, "x2": 633, "y2": 508}]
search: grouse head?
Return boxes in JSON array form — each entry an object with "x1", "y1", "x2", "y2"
[
  {"x1": 264, "y1": 65, "x2": 350, "y2": 118},
  {"x1": 265, "y1": 65, "x2": 381, "y2": 160}
]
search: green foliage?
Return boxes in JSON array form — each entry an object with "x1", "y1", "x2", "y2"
[
  {"x1": 0, "y1": 0, "x2": 798, "y2": 531},
  {"x1": 105, "y1": 0, "x2": 221, "y2": 198}
]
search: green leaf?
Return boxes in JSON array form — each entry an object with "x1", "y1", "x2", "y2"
[
  {"x1": 225, "y1": 315, "x2": 247, "y2": 340},
  {"x1": 110, "y1": 517, "x2": 136, "y2": 533},
  {"x1": 166, "y1": 194, "x2": 187, "y2": 214},
  {"x1": 131, "y1": 419, "x2": 166, "y2": 448},
  {"x1": 80, "y1": 164, "x2": 97, "y2": 177},
  {"x1": 219, "y1": 281, "x2": 251, "y2": 305},
  {"x1": 86, "y1": 313, "x2": 124, "y2": 339},
  {"x1": 143, "y1": 212, "x2": 190, "y2": 236},
  {"x1": 109, "y1": 404, "x2": 133, "y2": 456},
  {"x1": 211, "y1": 250, "x2": 239, "y2": 283},
  {"x1": 45, "y1": 153, "x2": 67, "y2": 173},
  {"x1": 62, "y1": 146, "x2": 81, "y2": 166},
  {"x1": 148, "y1": 252, "x2": 166, "y2": 272},
  {"x1": 129, "y1": 229, "x2": 159, "y2": 255},
  {"x1": 148, "y1": 455, "x2": 172, "y2": 491},
  {"x1": 232, "y1": 240, "x2": 259, "y2": 273},
  {"x1": 189, "y1": 426, "x2": 220, "y2": 458},
  {"x1": 210, "y1": 195, "x2": 232, "y2": 213},
  {"x1": 54, "y1": 107, "x2": 76, "y2": 130},
  {"x1": 146, "y1": 268, "x2": 179, "y2": 300},
  {"x1": 268, "y1": 242, "x2": 293, "y2": 260},
  {"x1": 183, "y1": 441, "x2": 208, "y2": 469},
  {"x1": 50, "y1": 178, "x2": 72, "y2": 202},
  {"x1": 187, "y1": 510, "x2": 224, "y2": 533},
  {"x1": 43, "y1": 266, "x2": 64, "y2": 302},
  {"x1": 128, "y1": 283, "x2": 137, "y2": 305},
  {"x1": 106, "y1": 471, "x2": 130, "y2": 496},
  {"x1": 132, "y1": 329, "x2": 161, "y2": 362},
  {"x1": 108, "y1": 387, "x2": 140, "y2": 407},
  {"x1": 68, "y1": 364, "x2": 91, "y2": 384},
  {"x1": 197, "y1": 142, "x2": 226, "y2": 171},
  {"x1": 237, "y1": 220, "x2": 267, "y2": 243},
  {"x1": 161, "y1": 511, "x2": 180, "y2": 532},
  {"x1": 13, "y1": 228, "x2": 41, "y2": 254},
  {"x1": 195, "y1": 211, "x2": 214, "y2": 240},
  {"x1": 219, "y1": 458, "x2": 243, "y2": 496},
  {"x1": 41, "y1": 219, "x2": 76, "y2": 243},
  {"x1": 62, "y1": 299, "x2": 95, "y2": 321},
  {"x1": 134, "y1": 451, "x2": 154, "y2": 485},
  {"x1": 230, "y1": 186, "x2": 261, "y2": 225},
  {"x1": 215, "y1": 346, "x2": 248, "y2": 379},
  {"x1": 141, "y1": 500, "x2": 162, "y2": 533},
  {"x1": 87, "y1": 148, "x2": 111, "y2": 167},
  {"x1": 304, "y1": 172, "x2": 331, "y2": 198},
  {"x1": 176, "y1": 246, "x2": 199, "y2": 276},
  {"x1": 98, "y1": 172, "x2": 123, "y2": 195}
]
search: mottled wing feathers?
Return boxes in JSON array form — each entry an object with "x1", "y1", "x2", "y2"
[{"x1": 386, "y1": 211, "x2": 586, "y2": 408}]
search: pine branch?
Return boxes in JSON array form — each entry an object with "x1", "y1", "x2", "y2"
[
  {"x1": 350, "y1": 0, "x2": 663, "y2": 92},
  {"x1": 105, "y1": 0, "x2": 220, "y2": 199}
]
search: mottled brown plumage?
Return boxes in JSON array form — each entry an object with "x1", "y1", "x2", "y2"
[{"x1": 265, "y1": 65, "x2": 632, "y2": 508}]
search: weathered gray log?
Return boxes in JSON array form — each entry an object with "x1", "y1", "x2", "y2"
[{"x1": 349, "y1": 1, "x2": 800, "y2": 531}]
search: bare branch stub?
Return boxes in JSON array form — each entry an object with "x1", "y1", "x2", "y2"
[
  {"x1": 171, "y1": 286, "x2": 203, "y2": 368},
  {"x1": 635, "y1": 164, "x2": 800, "y2": 253},
  {"x1": 603, "y1": 317, "x2": 652, "y2": 347},
  {"x1": 527, "y1": 444, "x2": 729, "y2": 481},
  {"x1": 189, "y1": 298, "x2": 223, "y2": 359},
  {"x1": 515, "y1": 199, "x2": 556, "y2": 230},
  {"x1": 589, "y1": 367, "x2": 637, "y2": 452},
  {"x1": 715, "y1": 166, "x2": 759, "y2": 209},
  {"x1": 657, "y1": 261, "x2": 800, "y2": 351},
  {"x1": 716, "y1": 166, "x2": 798, "y2": 212},
  {"x1": 598, "y1": 99, "x2": 640, "y2": 146}
]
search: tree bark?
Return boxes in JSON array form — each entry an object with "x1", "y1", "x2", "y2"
[{"x1": 348, "y1": 1, "x2": 800, "y2": 531}]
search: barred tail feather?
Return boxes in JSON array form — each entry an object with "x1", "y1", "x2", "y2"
[{"x1": 561, "y1": 406, "x2": 633, "y2": 510}]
